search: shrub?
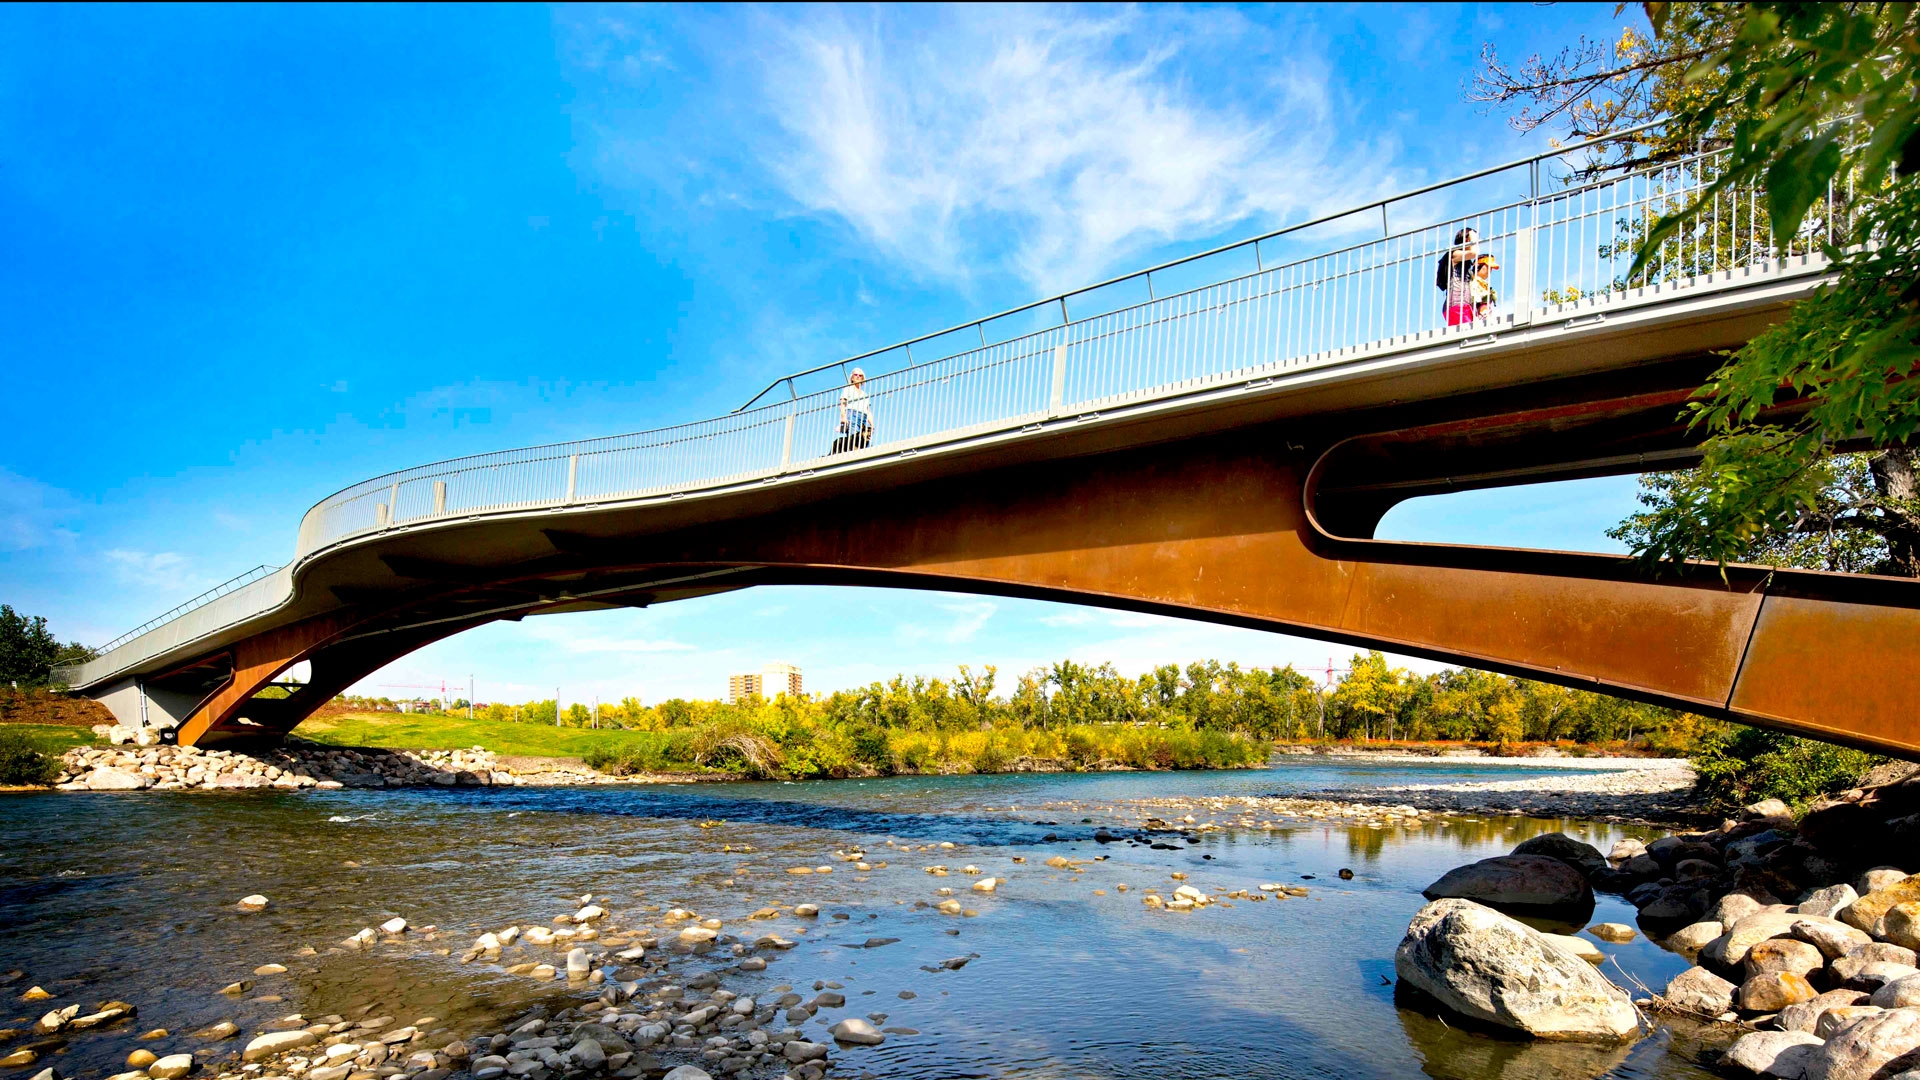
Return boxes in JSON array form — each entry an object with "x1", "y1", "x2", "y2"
[
  {"x1": 1692, "y1": 725, "x2": 1881, "y2": 813},
  {"x1": 0, "y1": 729, "x2": 60, "y2": 785}
]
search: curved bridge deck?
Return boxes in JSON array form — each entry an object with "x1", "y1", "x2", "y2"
[{"x1": 62, "y1": 136, "x2": 1919, "y2": 759}]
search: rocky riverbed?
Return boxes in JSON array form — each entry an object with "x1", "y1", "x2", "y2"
[
  {"x1": 1386, "y1": 761, "x2": 1920, "y2": 1080},
  {"x1": 48, "y1": 743, "x2": 686, "y2": 792}
]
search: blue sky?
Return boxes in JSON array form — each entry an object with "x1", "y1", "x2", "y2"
[{"x1": 1, "y1": 2, "x2": 1647, "y2": 708}]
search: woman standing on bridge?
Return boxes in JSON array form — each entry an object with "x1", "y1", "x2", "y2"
[
  {"x1": 833, "y1": 367, "x2": 874, "y2": 454},
  {"x1": 1436, "y1": 227, "x2": 1479, "y2": 327}
]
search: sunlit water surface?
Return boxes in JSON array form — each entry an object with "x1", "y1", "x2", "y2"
[{"x1": 1, "y1": 760, "x2": 1727, "y2": 1080}]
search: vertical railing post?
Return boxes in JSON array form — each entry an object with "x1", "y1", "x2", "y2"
[
  {"x1": 385, "y1": 481, "x2": 400, "y2": 527},
  {"x1": 1049, "y1": 339, "x2": 1068, "y2": 416},
  {"x1": 781, "y1": 412, "x2": 795, "y2": 471},
  {"x1": 565, "y1": 454, "x2": 579, "y2": 504},
  {"x1": 432, "y1": 480, "x2": 447, "y2": 515},
  {"x1": 1511, "y1": 224, "x2": 1536, "y2": 326}
]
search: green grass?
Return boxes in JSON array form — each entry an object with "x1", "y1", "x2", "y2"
[
  {"x1": 295, "y1": 711, "x2": 692, "y2": 761},
  {"x1": 0, "y1": 722, "x2": 102, "y2": 756}
]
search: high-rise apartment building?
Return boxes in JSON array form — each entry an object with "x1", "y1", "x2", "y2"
[{"x1": 726, "y1": 663, "x2": 802, "y2": 703}]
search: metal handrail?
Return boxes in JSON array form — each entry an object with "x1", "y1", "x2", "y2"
[
  {"x1": 731, "y1": 120, "x2": 1666, "y2": 412},
  {"x1": 91, "y1": 564, "x2": 277, "y2": 656},
  {"x1": 88, "y1": 124, "x2": 1851, "y2": 674}
]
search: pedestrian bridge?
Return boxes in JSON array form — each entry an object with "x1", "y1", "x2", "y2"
[{"x1": 61, "y1": 135, "x2": 1920, "y2": 758}]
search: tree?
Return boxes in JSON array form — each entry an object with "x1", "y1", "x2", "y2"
[
  {"x1": 1476, "y1": 2, "x2": 1920, "y2": 576},
  {"x1": 0, "y1": 604, "x2": 94, "y2": 689}
]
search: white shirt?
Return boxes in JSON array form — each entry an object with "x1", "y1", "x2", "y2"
[{"x1": 840, "y1": 384, "x2": 873, "y2": 425}]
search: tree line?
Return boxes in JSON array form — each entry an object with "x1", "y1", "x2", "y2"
[{"x1": 341, "y1": 652, "x2": 1715, "y2": 752}]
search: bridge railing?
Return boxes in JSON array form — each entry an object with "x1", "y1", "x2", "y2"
[{"x1": 94, "y1": 130, "x2": 1856, "y2": 680}]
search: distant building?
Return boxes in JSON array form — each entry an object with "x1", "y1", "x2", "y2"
[
  {"x1": 727, "y1": 672, "x2": 762, "y2": 704},
  {"x1": 727, "y1": 663, "x2": 802, "y2": 703}
]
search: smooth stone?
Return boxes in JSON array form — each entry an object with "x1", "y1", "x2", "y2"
[
  {"x1": 1609, "y1": 839, "x2": 1648, "y2": 862},
  {"x1": 1886, "y1": 903, "x2": 1920, "y2": 951},
  {"x1": 196, "y1": 1021, "x2": 240, "y2": 1040},
  {"x1": 253, "y1": 964, "x2": 288, "y2": 976},
  {"x1": 1706, "y1": 911, "x2": 1805, "y2": 970},
  {"x1": 149, "y1": 1054, "x2": 196, "y2": 1079},
  {"x1": 677, "y1": 927, "x2": 718, "y2": 943},
  {"x1": 0, "y1": 1052, "x2": 37, "y2": 1069},
  {"x1": 1859, "y1": 869, "x2": 1911, "y2": 896},
  {"x1": 1511, "y1": 833, "x2": 1605, "y2": 864},
  {"x1": 1422, "y1": 856, "x2": 1595, "y2": 913},
  {"x1": 1795, "y1": 920, "x2": 1874, "y2": 960},
  {"x1": 1542, "y1": 933, "x2": 1605, "y2": 963},
  {"x1": 574, "y1": 906, "x2": 606, "y2": 924},
  {"x1": 127, "y1": 1051, "x2": 159, "y2": 1070},
  {"x1": 1590, "y1": 923, "x2": 1636, "y2": 943},
  {"x1": 1816, "y1": 1007, "x2": 1886, "y2": 1040},
  {"x1": 1668, "y1": 921, "x2": 1725, "y2": 960},
  {"x1": 1724, "y1": 1030, "x2": 1823, "y2": 1079},
  {"x1": 1870, "y1": 973, "x2": 1920, "y2": 1008},
  {"x1": 85, "y1": 768, "x2": 150, "y2": 790},
  {"x1": 1747, "y1": 938, "x2": 1826, "y2": 980},
  {"x1": 1841, "y1": 875, "x2": 1920, "y2": 937},
  {"x1": 1831, "y1": 958, "x2": 1920, "y2": 992},
  {"x1": 660, "y1": 1068, "x2": 712, "y2": 1080},
  {"x1": 1712, "y1": 893, "x2": 1768, "y2": 927},
  {"x1": 1740, "y1": 971, "x2": 1817, "y2": 1012},
  {"x1": 781, "y1": 1041, "x2": 829, "y2": 1063},
  {"x1": 828, "y1": 1018, "x2": 884, "y2": 1046},
  {"x1": 1804, "y1": 1006, "x2": 1920, "y2": 1080},
  {"x1": 244, "y1": 1030, "x2": 319, "y2": 1061},
  {"x1": 379, "y1": 918, "x2": 407, "y2": 935},
  {"x1": 238, "y1": 895, "x2": 270, "y2": 911},
  {"x1": 1800, "y1": 885, "x2": 1862, "y2": 920},
  {"x1": 1394, "y1": 899, "x2": 1638, "y2": 1041},
  {"x1": 793, "y1": 905, "x2": 819, "y2": 917},
  {"x1": 565, "y1": 948, "x2": 591, "y2": 973},
  {"x1": 1778, "y1": 990, "x2": 1871, "y2": 1033},
  {"x1": 1665, "y1": 966, "x2": 1738, "y2": 1015}
]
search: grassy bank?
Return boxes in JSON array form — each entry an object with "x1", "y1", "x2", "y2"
[{"x1": 295, "y1": 709, "x2": 1266, "y2": 779}]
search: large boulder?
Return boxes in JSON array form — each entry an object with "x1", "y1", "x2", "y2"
[
  {"x1": 1740, "y1": 972, "x2": 1817, "y2": 1012},
  {"x1": 1802, "y1": 886, "x2": 1864, "y2": 920},
  {"x1": 1805, "y1": 1007, "x2": 1920, "y2": 1080},
  {"x1": 1640, "y1": 885, "x2": 1713, "y2": 935},
  {"x1": 1668, "y1": 921, "x2": 1727, "y2": 961},
  {"x1": 1394, "y1": 899, "x2": 1640, "y2": 1041},
  {"x1": 1423, "y1": 856, "x2": 1595, "y2": 920},
  {"x1": 1748, "y1": 938, "x2": 1826, "y2": 980},
  {"x1": 1512, "y1": 833, "x2": 1606, "y2": 866},
  {"x1": 1843, "y1": 876, "x2": 1920, "y2": 938},
  {"x1": 1724, "y1": 1030, "x2": 1824, "y2": 1079},
  {"x1": 1704, "y1": 911, "x2": 1806, "y2": 973},
  {"x1": 1665, "y1": 966, "x2": 1737, "y2": 1015},
  {"x1": 1779, "y1": 990, "x2": 1872, "y2": 1034}
]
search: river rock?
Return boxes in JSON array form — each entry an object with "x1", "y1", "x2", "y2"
[
  {"x1": 244, "y1": 1030, "x2": 318, "y2": 1061},
  {"x1": 1870, "y1": 974, "x2": 1920, "y2": 1008},
  {"x1": 1817, "y1": 1007, "x2": 1887, "y2": 1040},
  {"x1": 1590, "y1": 923, "x2": 1636, "y2": 943},
  {"x1": 1832, "y1": 958, "x2": 1920, "y2": 992},
  {"x1": 1394, "y1": 899, "x2": 1638, "y2": 1040},
  {"x1": 660, "y1": 1069, "x2": 712, "y2": 1080},
  {"x1": 1798, "y1": 920, "x2": 1876, "y2": 960},
  {"x1": 573, "y1": 905, "x2": 606, "y2": 924},
  {"x1": 1610, "y1": 838, "x2": 1648, "y2": 862},
  {"x1": 1706, "y1": 911, "x2": 1805, "y2": 971},
  {"x1": 195, "y1": 1021, "x2": 239, "y2": 1040},
  {"x1": 148, "y1": 1054, "x2": 195, "y2": 1079},
  {"x1": 782, "y1": 1041, "x2": 829, "y2": 1063},
  {"x1": 237, "y1": 895, "x2": 270, "y2": 911},
  {"x1": 1861, "y1": 869, "x2": 1913, "y2": 896},
  {"x1": 85, "y1": 768, "x2": 149, "y2": 790},
  {"x1": 1852, "y1": 944, "x2": 1920, "y2": 967},
  {"x1": 380, "y1": 917, "x2": 407, "y2": 934},
  {"x1": 1741, "y1": 972, "x2": 1817, "y2": 1012},
  {"x1": 1713, "y1": 893, "x2": 1771, "y2": 927},
  {"x1": 1779, "y1": 990, "x2": 1871, "y2": 1033},
  {"x1": 1885, "y1": 904, "x2": 1920, "y2": 950},
  {"x1": 1842, "y1": 876, "x2": 1920, "y2": 937},
  {"x1": 1422, "y1": 856, "x2": 1595, "y2": 916},
  {"x1": 1512, "y1": 833, "x2": 1605, "y2": 865},
  {"x1": 1641, "y1": 885, "x2": 1712, "y2": 932},
  {"x1": 1665, "y1": 966, "x2": 1738, "y2": 1014},
  {"x1": 127, "y1": 1050, "x2": 158, "y2": 1070},
  {"x1": 1724, "y1": 1030, "x2": 1823, "y2": 1078},
  {"x1": 1803, "y1": 1006, "x2": 1920, "y2": 1080},
  {"x1": 1541, "y1": 933, "x2": 1605, "y2": 963},
  {"x1": 1669, "y1": 921, "x2": 1726, "y2": 960},
  {"x1": 828, "y1": 1018, "x2": 884, "y2": 1045},
  {"x1": 1802, "y1": 886, "x2": 1864, "y2": 920},
  {"x1": 0, "y1": 1052, "x2": 35, "y2": 1069},
  {"x1": 1749, "y1": 939, "x2": 1827, "y2": 979}
]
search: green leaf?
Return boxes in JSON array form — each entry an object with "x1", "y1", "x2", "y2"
[{"x1": 1765, "y1": 134, "x2": 1841, "y2": 250}]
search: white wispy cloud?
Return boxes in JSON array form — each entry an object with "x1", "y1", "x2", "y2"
[
  {"x1": 103, "y1": 549, "x2": 199, "y2": 590},
  {"x1": 561, "y1": 4, "x2": 1399, "y2": 294},
  {"x1": 752, "y1": 5, "x2": 1392, "y2": 291}
]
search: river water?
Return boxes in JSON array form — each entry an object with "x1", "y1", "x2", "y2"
[{"x1": 1, "y1": 760, "x2": 1726, "y2": 1080}]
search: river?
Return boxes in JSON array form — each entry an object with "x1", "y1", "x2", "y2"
[{"x1": 1, "y1": 760, "x2": 1726, "y2": 1080}]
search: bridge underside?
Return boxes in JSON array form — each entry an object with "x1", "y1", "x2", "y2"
[{"x1": 145, "y1": 357, "x2": 1920, "y2": 759}]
